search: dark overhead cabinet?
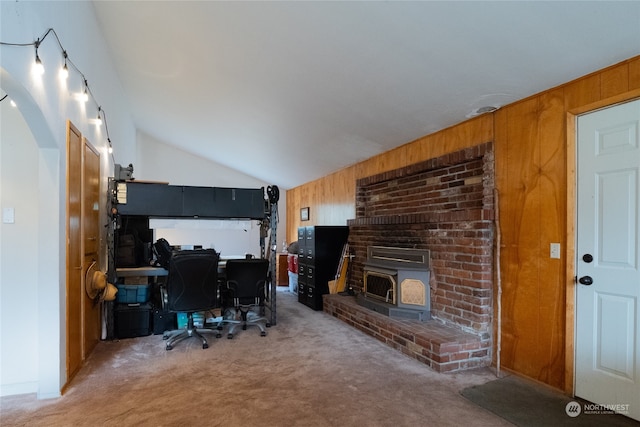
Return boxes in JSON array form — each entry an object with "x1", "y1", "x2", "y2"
[
  {"x1": 212, "y1": 187, "x2": 265, "y2": 219},
  {"x1": 116, "y1": 182, "x2": 265, "y2": 220},
  {"x1": 182, "y1": 186, "x2": 216, "y2": 217},
  {"x1": 116, "y1": 182, "x2": 183, "y2": 217}
]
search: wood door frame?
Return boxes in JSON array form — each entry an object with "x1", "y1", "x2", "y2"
[
  {"x1": 65, "y1": 122, "x2": 103, "y2": 390},
  {"x1": 82, "y1": 138, "x2": 101, "y2": 357},
  {"x1": 564, "y1": 88, "x2": 640, "y2": 395},
  {"x1": 66, "y1": 121, "x2": 83, "y2": 386}
]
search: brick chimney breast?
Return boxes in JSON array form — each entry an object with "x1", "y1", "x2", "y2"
[{"x1": 347, "y1": 142, "x2": 495, "y2": 336}]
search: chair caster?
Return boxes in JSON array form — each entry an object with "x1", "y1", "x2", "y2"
[
  {"x1": 166, "y1": 345, "x2": 173, "y2": 351},
  {"x1": 260, "y1": 331, "x2": 266, "y2": 337},
  {"x1": 266, "y1": 323, "x2": 271, "y2": 328},
  {"x1": 216, "y1": 332, "x2": 222, "y2": 338},
  {"x1": 163, "y1": 334, "x2": 169, "y2": 340},
  {"x1": 227, "y1": 333, "x2": 233, "y2": 339},
  {"x1": 202, "y1": 343, "x2": 209, "y2": 349},
  {"x1": 242, "y1": 325, "x2": 247, "y2": 330}
]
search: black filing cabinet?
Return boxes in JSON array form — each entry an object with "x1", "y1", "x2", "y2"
[{"x1": 297, "y1": 226, "x2": 349, "y2": 310}]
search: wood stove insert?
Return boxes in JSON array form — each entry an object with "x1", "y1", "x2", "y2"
[{"x1": 358, "y1": 246, "x2": 431, "y2": 321}]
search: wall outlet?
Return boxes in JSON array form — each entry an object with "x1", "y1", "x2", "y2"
[{"x1": 550, "y1": 243, "x2": 561, "y2": 259}]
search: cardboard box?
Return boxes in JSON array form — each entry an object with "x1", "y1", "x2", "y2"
[{"x1": 123, "y1": 276, "x2": 148, "y2": 285}]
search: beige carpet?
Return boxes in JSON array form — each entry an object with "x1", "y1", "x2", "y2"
[{"x1": 1, "y1": 289, "x2": 512, "y2": 427}]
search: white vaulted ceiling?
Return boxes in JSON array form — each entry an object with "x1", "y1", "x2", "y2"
[{"x1": 92, "y1": 1, "x2": 640, "y2": 189}]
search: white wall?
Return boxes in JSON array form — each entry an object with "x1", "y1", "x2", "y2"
[
  {"x1": 0, "y1": 1, "x2": 136, "y2": 398},
  {"x1": 136, "y1": 132, "x2": 287, "y2": 258},
  {"x1": 0, "y1": 1, "x2": 286, "y2": 399},
  {"x1": 0, "y1": 93, "x2": 40, "y2": 395}
]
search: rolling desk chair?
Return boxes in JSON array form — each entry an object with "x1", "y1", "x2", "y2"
[
  {"x1": 222, "y1": 258, "x2": 270, "y2": 338},
  {"x1": 164, "y1": 249, "x2": 220, "y2": 350}
]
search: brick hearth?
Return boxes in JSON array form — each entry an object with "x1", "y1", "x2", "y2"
[
  {"x1": 323, "y1": 294, "x2": 489, "y2": 372},
  {"x1": 328, "y1": 142, "x2": 494, "y2": 372}
]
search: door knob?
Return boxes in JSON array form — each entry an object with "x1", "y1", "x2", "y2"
[
  {"x1": 578, "y1": 276, "x2": 593, "y2": 286},
  {"x1": 582, "y1": 254, "x2": 593, "y2": 263}
]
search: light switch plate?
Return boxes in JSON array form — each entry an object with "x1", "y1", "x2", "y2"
[
  {"x1": 550, "y1": 243, "x2": 561, "y2": 259},
  {"x1": 2, "y1": 207, "x2": 15, "y2": 224}
]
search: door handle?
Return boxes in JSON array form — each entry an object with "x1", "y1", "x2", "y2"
[{"x1": 578, "y1": 276, "x2": 593, "y2": 286}]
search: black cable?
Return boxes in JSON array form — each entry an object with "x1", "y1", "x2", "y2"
[
  {"x1": 101, "y1": 109, "x2": 116, "y2": 164},
  {"x1": 1, "y1": 28, "x2": 117, "y2": 161}
]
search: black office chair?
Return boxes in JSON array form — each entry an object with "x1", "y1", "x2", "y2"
[
  {"x1": 222, "y1": 258, "x2": 270, "y2": 339},
  {"x1": 163, "y1": 249, "x2": 220, "y2": 350}
]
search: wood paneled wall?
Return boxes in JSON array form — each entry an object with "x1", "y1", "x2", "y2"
[
  {"x1": 286, "y1": 56, "x2": 640, "y2": 392},
  {"x1": 286, "y1": 115, "x2": 493, "y2": 237}
]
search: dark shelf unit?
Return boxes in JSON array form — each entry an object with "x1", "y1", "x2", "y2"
[
  {"x1": 297, "y1": 226, "x2": 349, "y2": 310},
  {"x1": 106, "y1": 180, "x2": 276, "y2": 338},
  {"x1": 116, "y1": 182, "x2": 266, "y2": 220}
]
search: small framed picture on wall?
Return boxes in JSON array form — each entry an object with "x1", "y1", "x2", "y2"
[{"x1": 300, "y1": 207, "x2": 310, "y2": 221}]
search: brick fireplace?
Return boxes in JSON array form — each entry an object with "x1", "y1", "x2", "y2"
[{"x1": 323, "y1": 142, "x2": 494, "y2": 372}]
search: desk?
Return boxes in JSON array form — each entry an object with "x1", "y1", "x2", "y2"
[
  {"x1": 115, "y1": 259, "x2": 246, "y2": 279},
  {"x1": 116, "y1": 257, "x2": 243, "y2": 277}
]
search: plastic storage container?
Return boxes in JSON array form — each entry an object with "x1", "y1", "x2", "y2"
[
  {"x1": 176, "y1": 311, "x2": 205, "y2": 329},
  {"x1": 116, "y1": 284, "x2": 151, "y2": 303},
  {"x1": 115, "y1": 303, "x2": 152, "y2": 338},
  {"x1": 287, "y1": 253, "x2": 299, "y2": 294}
]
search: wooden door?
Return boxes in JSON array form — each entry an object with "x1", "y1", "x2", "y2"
[
  {"x1": 575, "y1": 99, "x2": 640, "y2": 421},
  {"x1": 66, "y1": 122, "x2": 83, "y2": 381},
  {"x1": 83, "y1": 140, "x2": 101, "y2": 355}
]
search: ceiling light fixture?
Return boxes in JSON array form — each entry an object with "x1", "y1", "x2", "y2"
[{"x1": 466, "y1": 105, "x2": 500, "y2": 118}]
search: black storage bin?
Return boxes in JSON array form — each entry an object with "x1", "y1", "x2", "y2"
[
  {"x1": 115, "y1": 303, "x2": 152, "y2": 338},
  {"x1": 152, "y1": 307, "x2": 176, "y2": 335}
]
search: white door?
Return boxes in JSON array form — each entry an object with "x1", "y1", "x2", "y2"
[{"x1": 576, "y1": 99, "x2": 640, "y2": 421}]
